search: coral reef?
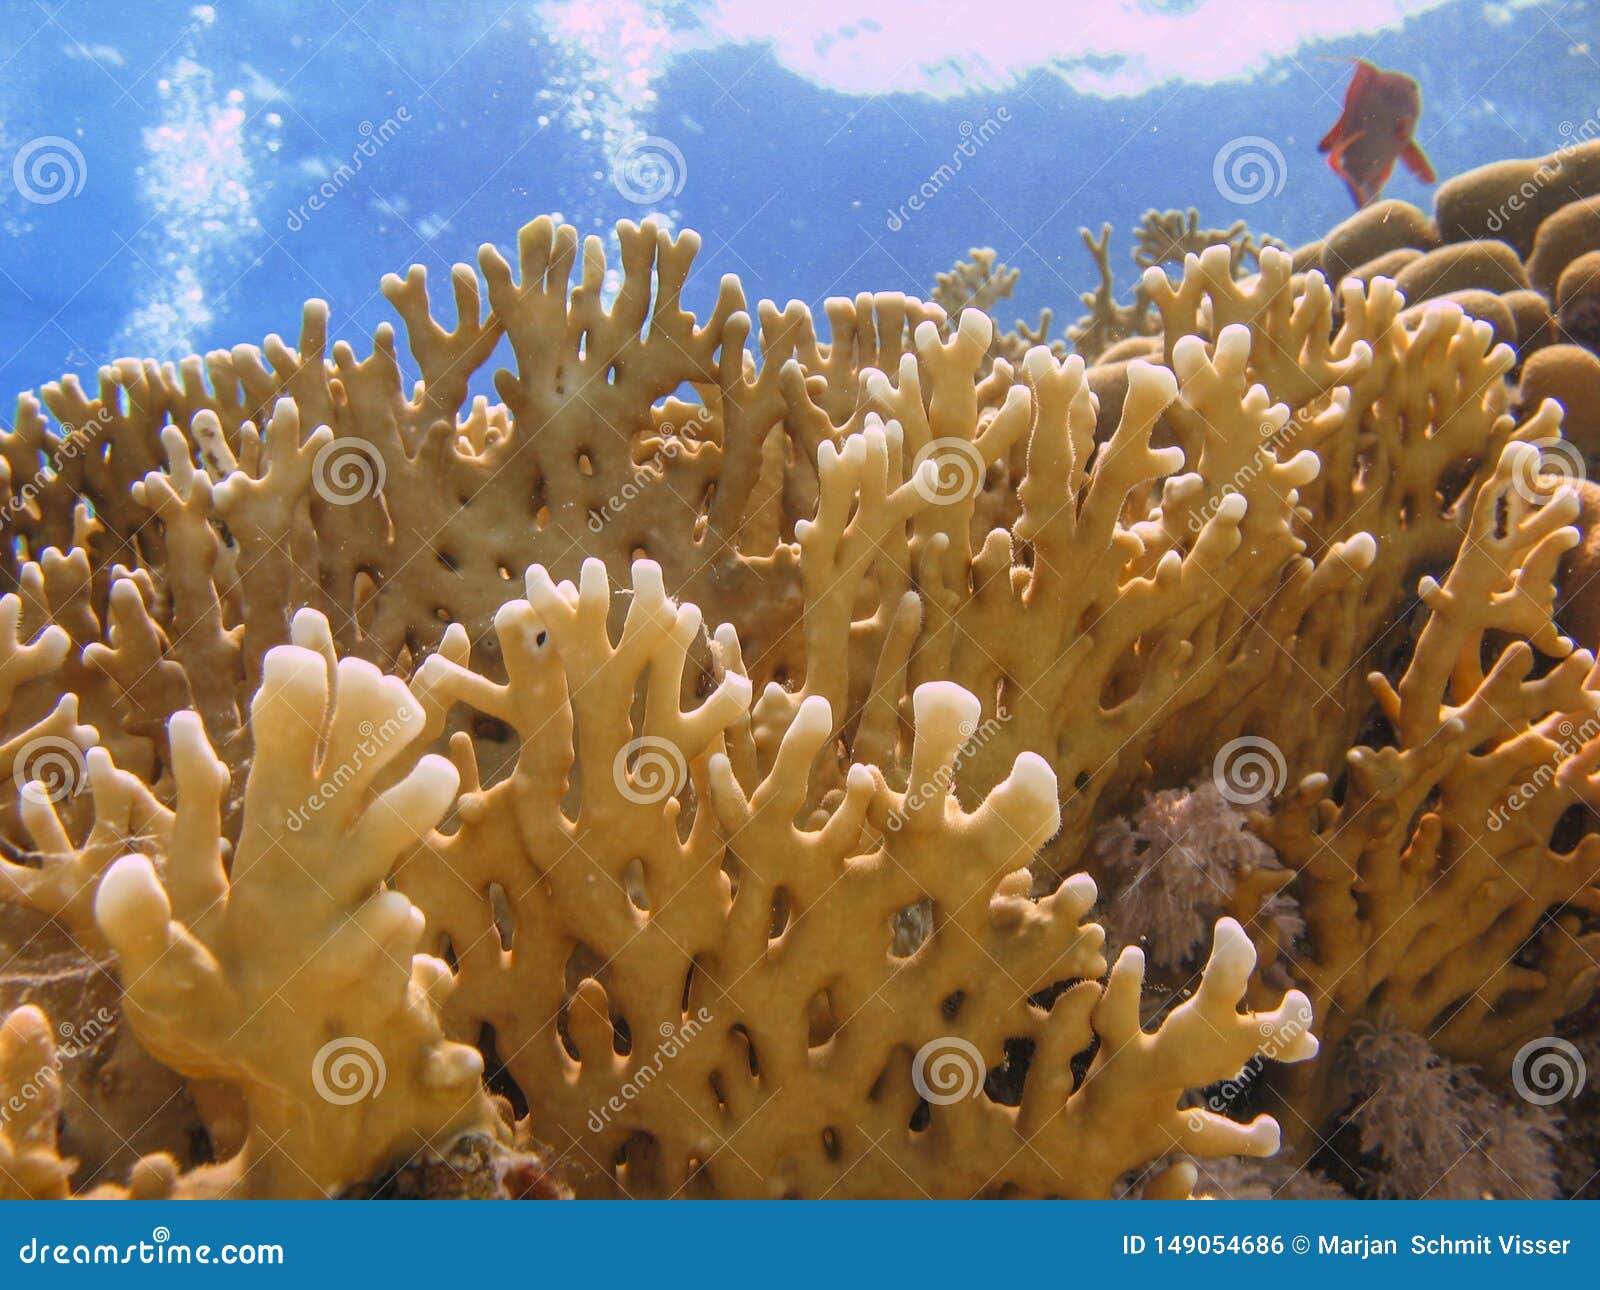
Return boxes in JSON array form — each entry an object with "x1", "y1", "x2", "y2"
[{"x1": 5, "y1": 140, "x2": 1600, "y2": 1200}]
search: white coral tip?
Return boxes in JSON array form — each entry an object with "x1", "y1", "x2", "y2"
[
  {"x1": 1060, "y1": 871, "x2": 1097, "y2": 908},
  {"x1": 1241, "y1": 1115, "x2": 1282, "y2": 1157},
  {"x1": 911, "y1": 681, "x2": 980, "y2": 733},
  {"x1": 421, "y1": 1043, "x2": 484, "y2": 1090},
  {"x1": 95, "y1": 854, "x2": 170, "y2": 944}
]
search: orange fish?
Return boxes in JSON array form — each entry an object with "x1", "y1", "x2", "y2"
[{"x1": 1318, "y1": 59, "x2": 1436, "y2": 208}]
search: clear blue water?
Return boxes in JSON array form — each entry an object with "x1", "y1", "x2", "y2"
[{"x1": 0, "y1": 0, "x2": 1595, "y2": 398}]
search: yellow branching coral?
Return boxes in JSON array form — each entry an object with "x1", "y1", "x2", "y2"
[
  {"x1": 1260, "y1": 440, "x2": 1600, "y2": 1128},
  {"x1": 0, "y1": 1004, "x2": 75, "y2": 1199},
  {"x1": 398, "y1": 556, "x2": 1317, "y2": 1197},
  {"x1": 6, "y1": 135, "x2": 1600, "y2": 1198},
  {"x1": 91, "y1": 641, "x2": 496, "y2": 1197},
  {"x1": 0, "y1": 1004, "x2": 178, "y2": 1200}
]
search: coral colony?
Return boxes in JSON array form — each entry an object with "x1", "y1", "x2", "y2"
[{"x1": 4, "y1": 140, "x2": 1600, "y2": 1200}]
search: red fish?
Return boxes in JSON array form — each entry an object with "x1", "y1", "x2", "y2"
[{"x1": 1318, "y1": 59, "x2": 1436, "y2": 208}]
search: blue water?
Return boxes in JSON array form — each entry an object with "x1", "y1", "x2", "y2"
[{"x1": 0, "y1": 0, "x2": 1595, "y2": 401}]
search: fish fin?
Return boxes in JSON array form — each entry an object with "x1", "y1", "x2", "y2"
[
  {"x1": 1400, "y1": 139, "x2": 1436, "y2": 183},
  {"x1": 1324, "y1": 129, "x2": 1366, "y2": 168},
  {"x1": 1358, "y1": 161, "x2": 1398, "y2": 208},
  {"x1": 1321, "y1": 60, "x2": 1380, "y2": 151}
]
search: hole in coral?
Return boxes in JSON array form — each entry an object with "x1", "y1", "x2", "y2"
[
  {"x1": 821, "y1": 1127, "x2": 841, "y2": 1160},
  {"x1": 437, "y1": 932, "x2": 459, "y2": 974},
  {"x1": 708, "y1": 1070, "x2": 727, "y2": 1113},
  {"x1": 558, "y1": 942, "x2": 606, "y2": 1060},
  {"x1": 436, "y1": 549, "x2": 460, "y2": 574},
  {"x1": 941, "y1": 990, "x2": 965, "y2": 1021},
  {"x1": 1551, "y1": 802, "x2": 1591, "y2": 853},
  {"x1": 623, "y1": 857, "x2": 650, "y2": 912},
  {"x1": 472, "y1": 715, "x2": 513, "y2": 744},
  {"x1": 908, "y1": 1099, "x2": 931, "y2": 1132},
  {"x1": 680, "y1": 960, "x2": 698, "y2": 1016},
  {"x1": 434, "y1": 606, "x2": 453, "y2": 624},
  {"x1": 890, "y1": 898, "x2": 933, "y2": 957},
  {"x1": 732, "y1": 1024, "x2": 760, "y2": 1077},
  {"x1": 1073, "y1": 771, "x2": 1091, "y2": 792},
  {"x1": 986, "y1": 1037, "x2": 1034, "y2": 1106},
  {"x1": 615, "y1": 1132, "x2": 658, "y2": 1187},
  {"x1": 187, "y1": 1123, "x2": 215, "y2": 1167},
  {"x1": 613, "y1": 1012, "x2": 632, "y2": 1057},
  {"x1": 807, "y1": 988, "x2": 838, "y2": 1048},
  {"x1": 488, "y1": 882, "x2": 516, "y2": 951},
  {"x1": 476, "y1": 1022, "x2": 528, "y2": 1119},
  {"x1": 769, "y1": 887, "x2": 791, "y2": 940}
]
